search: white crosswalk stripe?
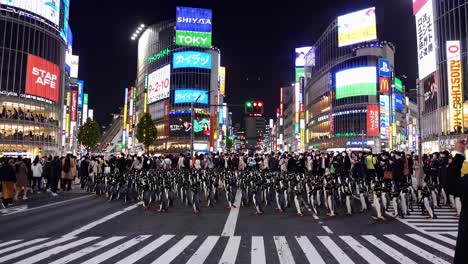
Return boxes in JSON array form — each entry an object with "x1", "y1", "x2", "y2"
[{"x1": 0, "y1": 233, "x2": 455, "y2": 264}]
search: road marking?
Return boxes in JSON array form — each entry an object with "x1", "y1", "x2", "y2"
[
  {"x1": 422, "y1": 227, "x2": 459, "y2": 230},
  {"x1": 251, "y1": 236, "x2": 266, "y2": 264},
  {"x1": 406, "y1": 219, "x2": 459, "y2": 222},
  {"x1": 115, "y1": 235, "x2": 174, "y2": 264},
  {"x1": 221, "y1": 189, "x2": 242, "y2": 236},
  {"x1": 219, "y1": 236, "x2": 241, "y2": 264},
  {"x1": 318, "y1": 236, "x2": 355, "y2": 264},
  {"x1": 384, "y1": 234, "x2": 450, "y2": 264},
  {"x1": 412, "y1": 223, "x2": 458, "y2": 226},
  {"x1": 362, "y1": 235, "x2": 417, "y2": 264},
  {"x1": 0, "y1": 236, "x2": 75, "y2": 263},
  {"x1": 50, "y1": 236, "x2": 126, "y2": 264},
  {"x1": 16, "y1": 237, "x2": 100, "y2": 264},
  {"x1": 81, "y1": 235, "x2": 151, "y2": 264},
  {"x1": 152, "y1": 235, "x2": 197, "y2": 264},
  {"x1": 313, "y1": 215, "x2": 319, "y2": 220},
  {"x1": 0, "y1": 239, "x2": 23, "y2": 249},
  {"x1": 0, "y1": 238, "x2": 49, "y2": 255},
  {"x1": 0, "y1": 205, "x2": 28, "y2": 215},
  {"x1": 340, "y1": 236, "x2": 385, "y2": 264},
  {"x1": 295, "y1": 236, "x2": 325, "y2": 264},
  {"x1": 186, "y1": 236, "x2": 219, "y2": 264},
  {"x1": 0, "y1": 195, "x2": 93, "y2": 216},
  {"x1": 63, "y1": 202, "x2": 141, "y2": 237},
  {"x1": 322, "y1": 226, "x2": 333, "y2": 234},
  {"x1": 273, "y1": 236, "x2": 295, "y2": 264},
  {"x1": 406, "y1": 234, "x2": 455, "y2": 256}
]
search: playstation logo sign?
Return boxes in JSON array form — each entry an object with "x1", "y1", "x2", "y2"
[{"x1": 379, "y1": 58, "x2": 391, "y2": 77}]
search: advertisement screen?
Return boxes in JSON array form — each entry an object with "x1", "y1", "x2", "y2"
[
  {"x1": 337, "y1": 7, "x2": 377, "y2": 47},
  {"x1": 378, "y1": 58, "x2": 391, "y2": 77},
  {"x1": 447, "y1": 40, "x2": 463, "y2": 131},
  {"x1": 394, "y1": 77, "x2": 403, "y2": 92},
  {"x1": 423, "y1": 72, "x2": 437, "y2": 113},
  {"x1": 176, "y1": 31, "x2": 211, "y2": 47},
  {"x1": 173, "y1": 51, "x2": 212, "y2": 69},
  {"x1": 335, "y1": 67, "x2": 377, "y2": 99},
  {"x1": 379, "y1": 77, "x2": 390, "y2": 95},
  {"x1": 77, "y1": 80, "x2": 84, "y2": 109},
  {"x1": 59, "y1": 0, "x2": 69, "y2": 42},
  {"x1": 415, "y1": 0, "x2": 436, "y2": 80},
  {"x1": 148, "y1": 64, "x2": 171, "y2": 104},
  {"x1": 395, "y1": 92, "x2": 404, "y2": 112},
  {"x1": 295, "y1": 68, "x2": 305, "y2": 82},
  {"x1": 0, "y1": 0, "x2": 60, "y2": 26},
  {"x1": 25, "y1": 54, "x2": 60, "y2": 102},
  {"x1": 169, "y1": 114, "x2": 210, "y2": 138},
  {"x1": 367, "y1": 105, "x2": 379, "y2": 137},
  {"x1": 304, "y1": 47, "x2": 316, "y2": 67},
  {"x1": 70, "y1": 90, "x2": 77, "y2": 122},
  {"x1": 295, "y1": 47, "x2": 313, "y2": 67},
  {"x1": 219, "y1": 66, "x2": 226, "y2": 96},
  {"x1": 69, "y1": 55, "x2": 79, "y2": 78},
  {"x1": 174, "y1": 89, "x2": 209, "y2": 104},
  {"x1": 380, "y1": 94, "x2": 390, "y2": 139},
  {"x1": 176, "y1": 7, "x2": 212, "y2": 33}
]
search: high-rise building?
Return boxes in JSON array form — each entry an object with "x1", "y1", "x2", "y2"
[{"x1": 0, "y1": 0, "x2": 71, "y2": 157}]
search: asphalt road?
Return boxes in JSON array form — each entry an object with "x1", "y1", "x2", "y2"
[{"x1": 0, "y1": 186, "x2": 458, "y2": 263}]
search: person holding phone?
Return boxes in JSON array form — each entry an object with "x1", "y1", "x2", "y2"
[{"x1": 447, "y1": 139, "x2": 468, "y2": 263}]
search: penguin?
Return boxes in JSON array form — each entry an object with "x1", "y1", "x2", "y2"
[
  {"x1": 371, "y1": 183, "x2": 386, "y2": 221},
  {"x1": 275, "y1": 186, "x2": 285, "y2": 212},
  {"x1": 343, "y1": 185, "x2": 353, "y2": 215},
  {"x1": 454, "y1": 196, "x2": 462, "y2": 217},
  {"x1": 142, "y1": 184, "x2": 152, "y2": 210},
  {"x1": 191, "y1": 183, "x2": 201, "y2": 214},
  {"x1": 253, "y1": 185, "x2": 264, "y2": 214}
]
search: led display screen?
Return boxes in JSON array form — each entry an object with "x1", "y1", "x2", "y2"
[
  {"x1": 176, "y1": 31, "x2": 211, "y2": 47},
  {"x1": 415, "y1": 0, "x2": 436, "y2": 79},
  {"x1": 148, "y1": 64, "x2": 171, "y2": 104},
  {"x1": 219, "y1": 66, "x2": 226, "y2": 96},
  {"x1": 338, "y1": 7, "x2": 377, "y2": 47},
  {"x1": 25, "y1": 54, "x2": 60, "y2": 102},
  {"x1": 380, "y1": 94, "x2": 390, "y2": 139},
  {"x1": 395, "y1": 92, "x2": 404, "y2": 112},
  {"x1": 295, "y1": 47, "x2": 313, "y2": 67},
  {"x1": 77, "y1": 80, "x2": 84, "y2": 109},
  {"x1": 0, "y1": 0, "x2": 60, "y2": 26},
  {"x1": 378, "y1": 58, "x2": 391, "y2": 77},
  {"x1": 335, "y1": 67, "x2": 377, "y2": 99},
  {"x1": 174, "y1": 89, "x2": 209, "y2": 104},
  {"x1": 169, "y1": 114, "x2": 211, "y2": 137},
  {"x1": 367, "y1": 105, "x2": 379, "y2": 137},
  {"x1": 176, "y1": 6, "x2": 212, "y2": 32},
  {"x1": 173, "y1": 51, "x2": 212, "y2": 69}
]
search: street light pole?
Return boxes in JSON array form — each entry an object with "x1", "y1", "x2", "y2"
[
  {"x1": 416, "y1": 78, "x2": 423, "y2": 179},
  {"x1": 191, "y1": 94, "x2": 202, "y2": 158}
]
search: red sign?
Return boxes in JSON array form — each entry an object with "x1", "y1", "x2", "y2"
[
  {"x1": 71, "y1": 90, "x2": 78, "y2": 121},
  {"x1": 367, "y1": 105, "x2": 379, "y2": 137},
  {"x1": 413, "y1": 0, "x2": 427, "y2": 15},
  {"x1": 379, "y1": 77, "x2": 390, "y2": 95},
  {"x1": 25, "y1": 54, "x2": 60, "y2": 102}
]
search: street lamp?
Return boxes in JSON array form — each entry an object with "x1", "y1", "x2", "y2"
[{"x1": 191, "y1": 94, "x2": 203, "y2": 158}]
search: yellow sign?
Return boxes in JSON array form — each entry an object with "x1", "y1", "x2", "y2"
[
  {"x1": 338, "y1": 7, "x2": 377, "y2": 47},
  {"x1": 219, "y1": 66, "x2": 226, "y2": 96},
  {"x1": 123, "y1": 104, "x2": 128, "y2": 130},
  {"x1": 447, "y1": 40, "x2": 464, "y2": 132},
  {"x1": 144, "y1": 93, "x2": 148, "y2": 113}
]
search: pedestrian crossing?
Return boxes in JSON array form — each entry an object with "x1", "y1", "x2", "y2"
[{"x1": 0, "y1": 233, "x2": 454, "y2": 264}]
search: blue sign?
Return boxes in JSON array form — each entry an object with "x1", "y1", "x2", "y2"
[
  {"x1": 176, "y1": 7, "x2": 212, "y2": 33},
  {"x1": 173, "y1": 51, "x2": 212, "y2": 69},
  {"x1": 174, "y1": 89, "x2": 209, "y2": 104},
  {"x1": 77, "y1": 80, "x2": 84, "y2": 109},
  {"x1": 378, "y1": 58, "x2": 391, "y2": 77},
  {"x1": 395, "y1": 92, "x2": 404, "y2": 112}
]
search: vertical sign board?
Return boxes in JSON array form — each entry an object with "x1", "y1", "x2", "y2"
[
  {"x1": 65, "y1": 92, "x2": 70, "y2": 133},
  {"x1": 378, "y1": 59, "x2": 391, "y2": 77},
  {"x1": 82, "y1": 93, "x2": 88, "y2": 124},
  {"x1": 129, "y1": 87, "x2": 134, "y2": 134},
  {"x1": 380, "y1": 95, "x2": 390, "y2": 139},
  {"x1": 219, "y1": 66, "x2": 226, "y2": 96},
  {"x1": 77, "y1": 80, "x2": 84, "y2": 109},
  {"x1": 367, "y1": 105, "x2": 380, "y2": 137},
  {"x1": 123, "y1": 88, "x2": 128, "y2": 130},
  {"x1": 71, "y1": 90, "x2": 77, "y2": 121},
  {"x1": 447, "y1": 40, "x2": 463, "y2": 132},
  {"x1": 176, "y1": 7, "x2": 212, "y2": 47},
  {"x1": 415, "y1": 0, "x2": 436, "y2": 80}
]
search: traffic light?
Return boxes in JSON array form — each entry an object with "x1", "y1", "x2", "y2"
[
  {"x1": 245, "y1": 101, "x2": 253, "y2": 113},
  {"x1": 245, "y1": 100, "x2": 264, "y2": 114},
  {"x1": 253, "y1": 101, "x2": 264, "y2": 113}
]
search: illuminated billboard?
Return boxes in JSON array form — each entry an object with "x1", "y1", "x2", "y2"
[
  {"x1": 295, "y1": 47, "x2": 313, "y2": 67},
  {"x1": 413, "y1": 0, "x2": 427, "y2": 15},
  {"x1": 338, "y1": 7, "x2": 377, "y2": 47},
  {"x1": 176, "y1": 31, "x2": 211, "y2": 47},
  {"x1": 378, "y1": 58, "x2": 391, "y2": 77},
  {"x1": 175, "y1": 6, "x2": 212, "y2": 48},
  {"x1": 380, "y1": 94, "x2": 390, "y2": 139},
  {"x1": 0, "y1": 0, "x2": 61, "y2": 26},
  {"x1": 447, "y1": 40, "x2": 463, "y2": 131},
  {"x1": 335, "y1": 67, "x2": 377, "y2": 99},
  {"x1": 173, "y1": 51, "x2": 212, "y2": 69},
  {"x1": 169, "y1": 114, "x2": 210, "y2": 137},
  {"x1": 379, "y1": 77, "x2": 390, "y2": 95},
  {"x1": 174, "y1": 89, "x2": 209, "y2": 105},
  {"x1": 148, "y1": 64, "x2": 171, "y2": 104},
  {"x1": 295, "y1": 68, "x2": 305, "y2": 82},
  {"x1": 25, "y1": 54, "x2": 60, "y2": 102},
  {"x1": 394, "y1": 77, "x2": 403, "y2": 93},
  {"x1": 219, "y1": 66, "x2": 226, "y2": 96},
  {"x1": 367, "y1": 105, "x2": 379, "y2": 137},
  {"x1": 415, "y1": 0, "x2": 436, "y2": 80},
  {"x1": 69, "y1": 55, "x2": 79, "y2": 78},
  {"x1": 71, "y1": 90, "x2": 77, "y2": 122},
  {"x1": 395, "y1": 92, "x2": 404, "y2": 112},
  {"x1": 77, "y1": 80, "x2": 84, "y2": 109},
  {"x1": 423, "y1": 72, "x2": 437, "y2": 113}
]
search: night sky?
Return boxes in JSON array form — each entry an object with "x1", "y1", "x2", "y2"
[{"x1": 69, "y1": 0, "x2": 416, "y2": 127}]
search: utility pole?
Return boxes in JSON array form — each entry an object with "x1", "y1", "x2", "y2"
[
  {"x1": 416, "y1": 78, "x2": 423, "y2": 179},
  {"x1": 191, "y1": 94, "x2": 202, "y2": 158}
]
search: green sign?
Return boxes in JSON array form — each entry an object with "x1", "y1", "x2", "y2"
[
  {"x1": 395, "y1": 77, "x2": 403, "y2": 93},
  {"x1": 333, "y1": 132, "x2": 357, "y2": 138},
  {"x1": 83, "y1": 93, "x2": 88, "y2": 104},
  {"x1": 176, "y1": 31, "x2": 211, "y2": 47},
  {"x1": 133, "y1": 87, "x2": 137, "y2": 101},
  {"x1": 335, "y1": 82, "x2": 376, "y2": 99},
  {"x1": 144, "y1": 75, "x2": 148, "y2": 90},
  {"x1": 295, "y1": 68, "x2": 305, "y2": 82},
  {"x1": 148, "y1": 48, "x2": 170, "y2": 64}
]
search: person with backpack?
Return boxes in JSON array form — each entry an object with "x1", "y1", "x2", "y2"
[
  {"x1": 31, "y1": 156, "x2": 43, "y2": 193},
  {"x1": 61, "y1": 154, "x2": 76, "y2": 191}
]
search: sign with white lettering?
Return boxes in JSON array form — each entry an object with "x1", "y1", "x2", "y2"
[
  {"x1": 415, "y1": 0, "x2": 436, "y2": 80},
  {"x1": 173, "y1": 51, "x2": 212, "y2": 69},
  {"x1": 447, "y1": 40, "x2": 463, "y2": 132},
  {"x1": 176, "y1": 31, "x2": 211, "y2": 47},
  {"x1": 176, "y1": 7, "x2": 212, "y2": 33},
  {"x1": 25, "y1": 54, "x2": 59, "y2": 102}
]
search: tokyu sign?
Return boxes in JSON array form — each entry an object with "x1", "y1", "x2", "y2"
[
  {"x1": 447, "y1": 40, "x2": 463, "y2": 132},
  {"x1": 176, "y1": 31, "x2": 211, "y2": 47}
]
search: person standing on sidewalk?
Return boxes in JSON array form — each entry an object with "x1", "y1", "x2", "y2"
[
  {"x1": 49, "y1": 156, "x2": 61, "y2": 196},
  {"x1": 447, "y1": 139, "x2": 468, "y2": 263},
  {"x1": 14, "y1": 156, "x2": 30, "y2": 200},
  {"x1": 31, "y1": 156, "x2": 43, "y2": 193},
  {"x1": 0, "y1": 158, "x2": 16, "y2": 206},
  {"x1": 61, "y1": 154, "x2": 76, "y2": 191}
]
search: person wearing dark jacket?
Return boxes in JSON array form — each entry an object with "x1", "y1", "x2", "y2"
[
  {"x1": 446, "y1": 140, "x2": 468, "y2": 264},
  {"x1": 49, "y1": 156, "x2": 61, "y2": 196},
  {"x1": 0, "y1": 158, "x2": 16, "y2": 206},
  {"x1": 391, "y1": 152, "x2": 405, "y2": 190},
  {"x1": 80, "y1": 156, "x2": 90, "y2": 189}
]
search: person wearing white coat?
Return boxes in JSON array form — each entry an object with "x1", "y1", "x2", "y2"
[{"x1": 31, "y1": 156, "x2": 43, "y2": 193}]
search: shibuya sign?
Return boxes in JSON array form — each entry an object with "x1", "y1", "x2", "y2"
[{"x1": 176, "y1": 31, "x2": 211, "y2": 47}]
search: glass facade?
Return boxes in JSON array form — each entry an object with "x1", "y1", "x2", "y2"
[
  {"x1": 0, "y1": 9, "x2": 65, "y2": 157},
  {"x1": 136, "y1": 20, "x2": 220, "y2": 153}
]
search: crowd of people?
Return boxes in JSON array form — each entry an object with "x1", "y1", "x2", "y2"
[
  {"x1": 0, "y1": 130, "x2": 55, "y2": 142},
  {"x1": 0, "y1": 105, "x2": 59, "y2": 125}
]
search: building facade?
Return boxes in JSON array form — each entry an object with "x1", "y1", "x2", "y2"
[{"x1": 0, "y1": 1, "x2": 70, "y2": 157}]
